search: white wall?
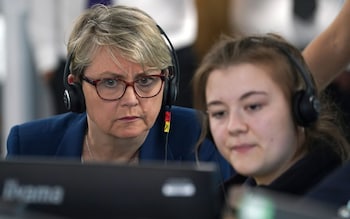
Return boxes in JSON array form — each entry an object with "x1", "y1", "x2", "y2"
[{"x1": 0, "y1": 0, "x2": 53, "y2": 156}]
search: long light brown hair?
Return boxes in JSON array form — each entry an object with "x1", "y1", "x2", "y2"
[{"x1": 193, "y1": 33, "x2": 350, "y2": 162}]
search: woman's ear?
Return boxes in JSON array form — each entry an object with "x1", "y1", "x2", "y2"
[{"x1": 67, "y1": 74, "x2": 76, "y2": 84}]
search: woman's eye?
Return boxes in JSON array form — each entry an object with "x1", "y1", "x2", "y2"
[
  {"x1": 208, "y1": 111, "x2": 227, "y2": 119},
  {"x1": 101, "y1": 79, "x2": 118, "y2": 88},
  {"x1": 137, "y1": 76, "x2": 155, "y2": 86},
  {"x1": 246, "y1": 103, "x2": 262, "y2": 112}
]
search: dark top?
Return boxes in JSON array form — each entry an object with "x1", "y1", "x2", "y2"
[
  {"x1": 6, "y1": 106, "x2": 234, "y2": 180},
  {"x1": 221, "y1": 143, "x2": 342, "y2": 198},
  {"x1": 305, "y1": 160, "x2": 350, "y2": 210}
]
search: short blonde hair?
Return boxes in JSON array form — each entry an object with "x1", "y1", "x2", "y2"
[{"x1": 67, "y1": 4, "x2": 172, "y2": 79}]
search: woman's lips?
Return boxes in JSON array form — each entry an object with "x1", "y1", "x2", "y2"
[
  {"x1": 119, "y1": 116, "x2": 139, "y2": 121},
  {"x1": 232, "y1": 144, "x2": 255, "y2": 153}
]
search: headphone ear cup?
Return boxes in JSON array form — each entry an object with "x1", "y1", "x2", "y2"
[
  {"x1": 162, "y1": 77, "x2": 169, "y2": 106},
  {"x1": 157, "y1": 25, "x2": 180, "y2": 108},
  {"x1": 168, "y1": 66, "x2": 178, "y2": 105},
  {"x1": 293, "y1": 90, "x2": 320, "y2": 127},
  {"x1": 163, "y1": 67, "x2": 178, "y2": 107},
  {"x1": 63, "y1": 83, "x2": 85, "y2": 113}
]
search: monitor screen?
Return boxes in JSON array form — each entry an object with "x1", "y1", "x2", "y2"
[{"x1": 0, "y1": 159, "x2": 222, "y2": 219}]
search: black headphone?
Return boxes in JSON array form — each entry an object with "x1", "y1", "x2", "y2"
[
  {"x1": 263, "y1": 38, "x2": 320, "y2": 127},
  {"x1": 245, "y1": 36, "x2": 320, "y2": 126},
  {"x1": 63, "y1": 52, "x2": 86, "y2": 113},
  {"x1": 63, "y1": 25, "x2": 179, "y2": 113},
  {"x1": 157, "y1": 25, "x2": 180, "y2": 109}
]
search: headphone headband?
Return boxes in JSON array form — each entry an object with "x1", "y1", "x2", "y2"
[
  {"x1": 62, "y1": 25, "x2": 179, "y2": 113},
  {"x1": 247, "y1": 36, "x2": 320, "y2": 126}
]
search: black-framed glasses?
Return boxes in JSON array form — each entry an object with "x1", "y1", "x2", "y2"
[{"x1": 82, "y1": 74, "x2": 166, "y2": 101}]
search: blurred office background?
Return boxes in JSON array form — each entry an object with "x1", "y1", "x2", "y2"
[{"x1": 0, "y1": 0, "x2": 345, "y2": 156}]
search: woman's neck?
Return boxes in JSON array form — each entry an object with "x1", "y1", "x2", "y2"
[
  {"x1": 82, "y1": 130, "x2": 148, "y2": 163},
  {"x1": 254, "y1": 150, "x2": 307, "y2": 186}
]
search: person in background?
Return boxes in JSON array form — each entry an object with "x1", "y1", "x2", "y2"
[
  {"x1": 229, "y1": 0, "x2": 350, "y2": 90},
  {"x1": 229, "y1": 0, "x2": 342, "y2": 50},
  {"x1": 192, "y1": 33, "x2": 350, "y2": 202},
  {"x1": 300, "y1": 0, "x2": 350, "y2": 90},
  {"x1": 304, "y1": 0, "x2": 350, "y2": 142},
  {"x1": 306, "y1": 0, "x2": 350, "y2": 195},
  {"x1": 27, "y1": 0, "x2": 87, "y2": 115},
  {"x1": 6, "y1": 5, "x2": 233, "y2": 180}
]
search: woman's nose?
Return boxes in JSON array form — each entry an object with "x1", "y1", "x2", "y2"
[{"x1": 226, "y1": 111, "x2": 248, "y2": 135}]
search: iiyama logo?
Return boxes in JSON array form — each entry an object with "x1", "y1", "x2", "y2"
[{"x1": 1, "y1": 178, "x2": 64, "y2": 205}]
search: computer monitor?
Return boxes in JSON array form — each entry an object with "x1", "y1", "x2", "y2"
[{"x1": 0, "y1": 159, "x2": 221, "y2": 219}]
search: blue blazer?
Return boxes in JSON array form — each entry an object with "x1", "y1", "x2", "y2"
[{"x1": 6, "y1": 106, "x2": 234, "y2": 180}]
